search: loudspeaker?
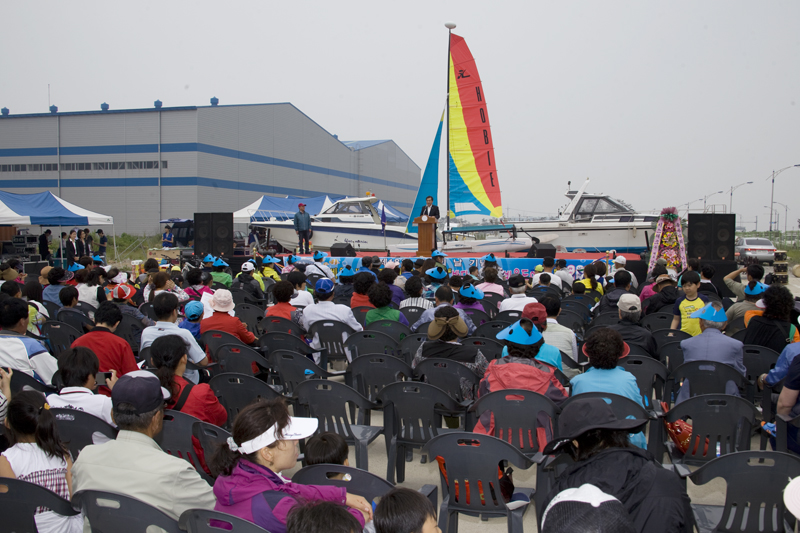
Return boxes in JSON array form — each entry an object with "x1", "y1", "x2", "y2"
[
  {"x1": 193, "y1": 212, "x2": 234, "y2": 259},
  {"x1": 624, "y1": 260, "x2": 649, "y2": 288},
  {"x1": 330, "y1": 243, "x2": 356, "y2": 257},
  {"x1": 526, "y1": 243, "x2": 557, "y2": 259},
  {"x1": 688, "y1": 214, "x2": 736, "y2": 261},
  {"x1": 23, "y1": 261, "x2": 48, "y2": 277}
]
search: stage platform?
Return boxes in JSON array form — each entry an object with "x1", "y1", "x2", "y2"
[{"x1": 300, "y1": 251, "x2": 642, "y2": 262}]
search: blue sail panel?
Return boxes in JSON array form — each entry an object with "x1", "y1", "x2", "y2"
[
  {"x1": 406, "y1": 112, "x2": 444, "y2": 233},
  {"x1": 448, "y1": 154, "x2": 492, "y2": 217}
]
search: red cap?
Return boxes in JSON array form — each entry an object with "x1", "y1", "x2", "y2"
[
  {"x1": 298, "y1": 203, "x2": 306, "y2": 207},
  {"x1": 522, "y1": 302, "x2": 547, "y2": 324}
]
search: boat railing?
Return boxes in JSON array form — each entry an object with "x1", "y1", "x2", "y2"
[{"x1": 247, "y1": 209, "x2": 296, "y2": 222}]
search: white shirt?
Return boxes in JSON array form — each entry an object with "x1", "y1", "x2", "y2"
[
  {"x1": 0, "y1": 330, "x2": 58, "y2": 385},
  {"x1": 47, "y1": 387, "x2": 115, "y2": 427},
  {"x1": 498, "y1": 294, "x2": 539, "y2": 312},
  {"x1": 543, "y1": 317, "x2": 579, "y2": 361},
  {"x1": 305, "y1": 262, "x2": 335, "y2": 280},
  {"x1": 290, "y1": 289, "x2": 315, "y2": 308},
  {"x1": 531, "y1": 271, "x2": 563, "y2": 290},
  {"x1": 302, "y1": 301, "x2": 363, "y2": 363},
  {"x1": 555, "y1": 268, "x2": 575, "y2": 289},
  {"x1": 613, "y1": 266, "x2": 639, "y2": 289},
  {"x1": 140, "y1": 321, "x2": 206, "y2": 383}
]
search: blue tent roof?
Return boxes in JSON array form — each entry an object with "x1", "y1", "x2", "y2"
[
  {"x1": 233, "y1": 195, "x2": 332, "y2": 222},
  {"x1": 0, "y1": 191, "x2": 113, "y2": 226}
]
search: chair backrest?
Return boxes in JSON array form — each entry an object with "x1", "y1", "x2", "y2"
[
  {"x1": 233, "y1": 303, "x2": 263, "y2": 334},
  {"x1": 470, "y1": 389, "x2": 561, "y2": 455},
  {"x1": 260, "y1": 331, "x2": 314, "y2": 356},
  {"x1": 351, "y1": 306, "x2": 373, "y2": 328},
  {"x1": 559, "y1": 301, "x2": 591, "y2": 321},
  {"x1": 294, "y1": 380, "x2": 375, "y2": 439},
  {"x1": 461, "y1": 307, "x2": 492, "y2": 326},
  {"x1": 56, "y1": 308, "x2": 93, "y2": 333},
  {"x1": 562, "y1": 294, "x2": 595, "y2": 310},
  {"x1": 742, "y1": 344, "x2": 780, "y2": 382},
  {"x1": 617, "y1": 356, "x2": 668, "y2": 409},
  {"x1": 463, "y1": 337, "x2": 504, "y2": 360},
  {"x1": 472, "y1": 320, "x2": 508, "y2": 340},
  {"x1": 399, "y1": 306, "x2": 428, "y2": 325},
  {"x1": 51, "y1": 408, "x2": 118, "y2": 459},
  {"x1": 351, "y1": 354, "x2": 412, "y2": 402},
  {"x1": 43, "y1": 299, "x2": 62, "y2": 318},
  {"x1": 180, "y1": 508, "x2": 270, "y2": 532},
  {"x1": 589, "y1": 312, "x2": 620, "y2": 328},
  {"x1": 138, "y1": 302, "x2": 159, "y2": 322},
  {"x1": 10, "y1": 370, "x2": 57, "y2": 394},
  {"x1": 215, "y1": 344, "x2": 271, "y2": 376},
  {"x1": 155, "y1": 410, "x2": 209, "y2": 481},
  {"x1": 482, "y1": 293, "x2": 504, "y2": 315},
  {"x1": 399, "y1": 333, "x2": 429, "y2": 366},
  {"x1": 114, "y1": 313, "x2": 144, "y2": 355},
  {"x1": 651, "y1": 328, "x2": 692, "y2": 352},
  {"x1": 688, "y1": 450, "x2": 800, "y2": 533},
  {"x1": 192, "y1": 421, "x2": 231, "y2": 476},
  {"x1": 209, "y1": 373, "x2": 282, "y2": 429},
  {"x1": 659, "y1": 341, "x2": 685, "y2": 371},
  {"x1": 726, "y1": 316, "x2": 746, "y2": 336},
  {"x1": 0, "y1": 477, "x2": 79, "y2": 532},
  {"x1": 527, "y1": 286, "x2": 563, "y2": 301},
  {"x1": 494, "y1": 310, "x2": 523, "y2": 325},
  {"x1": 260, "y1": 315, "x2": 303, "y2": 337},
  {"x1": 377, "y1": 381, "x2": 460, "y2": 446},
  {"x1": 365, "y1": 319, "x2": 412, "y2": 342},
  {"x1": 308, "y1": 320, "x2": 356, "y2": 361},
  {"x1": 669, "y1": 360, "x2": 748, "y2": 399},
  {"x1": 74, "y1": 490, "x2": 182, "y2": 533},
  {"x1": 731, "y1": 328, "x2": 748, "y2": 342},
  {"x1": 423, "y1": 432, "x2": 533, "y2": 515},
  {"x1": 413, "y1": 357, "x2": 480, "y2": 402},
  {"x1": 291, "y1": 464, "x2": 394, "y2": 504},
  {"x1": 665, "y1": 394, "x2": 759, "y2": 464},
  {"x1": 640, "y1": 313, "x2": 675, "y2": 332},
  {"x1": 41, "y1": 320, "x2": 82, "y2": 358},
  {"x1": 555, "y1": 310, "x2": 586, "y2": 337},
  {"x1": 201, "y1": 330, "x2": 246, "y2": 359},
  {"x1": 584, "y1": 289, "x2": 603, "y2": 303},
  {"x1": 344, "y1": 330, "x2": 401, "y2": 359},
  {"x1": 269, "y1": 350, "x2": 329, "y2": 396},
  {"x1": 562, "y1": 392, "x2": 650, "y2": 426}
]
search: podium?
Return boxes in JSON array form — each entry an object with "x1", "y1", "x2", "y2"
[{"x1": 414, "y1": 216, "x2": 437, "y2": 257}]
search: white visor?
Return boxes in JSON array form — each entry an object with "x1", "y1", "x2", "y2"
[{"x1": 237, "y1": 416, "x2": 318, "y2": 455}]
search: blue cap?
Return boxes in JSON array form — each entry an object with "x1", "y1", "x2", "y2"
[
  {"x1": 213, "y1": 258, "x2": 229, "y2": 267},
  {"x1": 67, "y1": 263, "x2": 83, "y2": 272},
  {"x1": 432, "y1": 250, "x2": 447, "y2": 258},
  {"x1": 247, "y1": 258, "x2": 256, "y2": 264},
  {"x1": 313, "y1": 251, "x2": 328, "y2": 260},
  {"x1": 315, "y1": 278, "x2": 335, "y2": 296},
  {"x1": 262, "y1": 255, "x2": 280, "y2": 264},
  {"x1": 184, "y1": 301, "x2": 204, "y2": 321},
  {"x1": 338, "y1": 264, "x2": 356, "y2": 280},
  {"x1": 459, "y1": 283, "x2": 484, "y2": 300},
  {"x1": 202, "y1": 254, "x2": 215, "y2": 263},
  {"x1": 690, "y1": 302, "x2": 728, "y2": 322},
  {"x1": 482, "y1": 253, "x2": 497, "y2": 263},
  {"x1": 289, "y1": 255, "x2": 300, "y2": 264},
  {"x1": 92, "y1": 255, "x2": 103, "y2": 262},
  {"x1": 744, "y1": 282, "x2": 767, "y2": 296},
  {"x1": 496, "y1": 319, "x2": 542, "y2": 345},
  {"x1": 425, "y1": 266, "x2": 448, "y2": 280}
]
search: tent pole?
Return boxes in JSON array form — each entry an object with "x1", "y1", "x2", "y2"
[
  {"x1": 59, "y1": 225, "x2": 63, "y2": 266},
  {"x1": 112, "y1": 224, "x2": 118, "y2": 264}
]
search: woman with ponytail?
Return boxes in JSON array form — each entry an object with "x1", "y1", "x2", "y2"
[
  {"x1": 0, "y1": 391, "x2": 82, "y2": 532},
  {"x1": 577, "y1": 263, "x2": 604, "y2": 296},
  {"x1": 210, "y1": 398, "x2": 372, "y2": 533}
]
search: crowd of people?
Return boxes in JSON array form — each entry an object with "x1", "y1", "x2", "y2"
[{"x1": 0, "y1": 243, "x2": 799, "y2": 532}]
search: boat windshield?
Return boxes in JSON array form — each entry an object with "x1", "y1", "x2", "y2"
[
  {"x1": 574, "y1": 197, "x2": 629, "y2": 219},
  {"x1": 326, "y1": 202, "x2": 370, "y2": 215}
]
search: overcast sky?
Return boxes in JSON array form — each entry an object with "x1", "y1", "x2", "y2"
[{"x1": 2, "y1": 1, "x2": 798, "y2": 231}]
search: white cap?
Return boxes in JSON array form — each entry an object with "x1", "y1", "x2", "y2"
[
  {"x1": 613, "y1": 256, "x2": 627, "y2": 265},
  {"x1": 785, "y1": 477, "x2": 800, "y2": 519}
]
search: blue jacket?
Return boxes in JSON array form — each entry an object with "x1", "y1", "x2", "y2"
[
  {"x1": 676, "y1": 328, "x2": 745, "y2": 403},
  {"x1": 293, "y1": 211, "x2": 311, "y2": 232},
  {"x1": 766, "y1": 342, "x2": 800, "y2": 387}
]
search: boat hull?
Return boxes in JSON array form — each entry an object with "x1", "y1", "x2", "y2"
[
  {"x1": 260, "y1": 222, "x2": 417, "y2": 252},
  {"x1": 516, "y1": 222, "x2": 651, "y2": 253}
]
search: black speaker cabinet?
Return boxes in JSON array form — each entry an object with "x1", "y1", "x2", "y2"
[
  {"x1": 526, "y1": 243, "x2": 557, "y2": 259},
  {"x1": 330, "y1": 243, "x2": 356, "y2": 257},
  {"x1": 624, "y1": 260, "x2": 649, "y2": 287},
  {"x1": 701, "y1": 260, "x2": 740, "y2": 298},
  {"x1": 193, "y1": 212, "x2": 234, "y2": 259},
  {"x1": 688, "y1": 214, "x2": 736, "y2": 261}
]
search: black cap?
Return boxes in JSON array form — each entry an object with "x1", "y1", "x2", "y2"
[
  {"x1": 111, "y1": 370, "x2": 170, "y2": 415},
  {"x1": 508, "y1": 274, "x2": 526, "y2": 288}
]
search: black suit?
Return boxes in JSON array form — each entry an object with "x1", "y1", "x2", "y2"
[
  {"x1": 38, "y1": 234, "x2": 51, "y2": 260},
  {"x1": 420, "y1": 204, "x2": 440, "y2": 251}
]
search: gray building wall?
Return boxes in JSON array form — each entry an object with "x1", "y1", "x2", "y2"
[{"x1": 0, "y1": 103, "x2": 419, "y2": 235}]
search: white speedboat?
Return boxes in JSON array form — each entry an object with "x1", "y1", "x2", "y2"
[{"x1": 515, "y1": 179, "x2": 657, "y2": 253}]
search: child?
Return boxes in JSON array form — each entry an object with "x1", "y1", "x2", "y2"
[
  {"x1": 304, "y1": 432, "x2": 351, "y2": 480},
  {"x1": 468, "y1": 265, "x2": 480, "y2": 281},
  {"x1": 670, "y1": 270, "x2": 710, "y2": 337},
  {"x1": 375, "y1": 488, "x2": 439, "y2": 533},
  {"x1": 288, "y1": 270, "x2": 315, "y2": 307},
  {"x1": 287, "y1": 501, "x2": 363, "y2": 533},
  {"x1": 211, "y1": 258, "x2": 232, "y2": 288},
  {"x1": 0, "y1": 391, "x2": 83, "y2": 533},
  {"x1": 179, "y1": 300, "x2": 205, "y2": 342},
  {"x1": 572, "y1": 281, "x2": 586, "y2": 295}
]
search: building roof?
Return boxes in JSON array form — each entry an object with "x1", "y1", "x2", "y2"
[{"x1": 341, "y1": 140, "x2": 392, "y2": 150}]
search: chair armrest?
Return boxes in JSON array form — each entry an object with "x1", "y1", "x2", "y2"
[
  {"x1": 662, "y1": 463, "x2": 692, "y2": 478},
  {"x1": 419, "y1": 484, "x2": 438, "y2": 511}
]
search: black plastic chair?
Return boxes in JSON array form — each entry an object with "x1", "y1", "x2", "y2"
[
  {"x1": 559, "y1": 300, "x2": 591, "y2": 321},
  {"x1": 351, "y1": 306, "x2": 373, "y2": 328},
  {"x1": 294, "y1": 379, "x2": 382, "y2": 470},
  {"x1": 492, "y1": 310, "x2": 523, "y2": 325},
  {"x1": 233, "y1": 303, "x2": 264, "y2": 335},
  {"x1": 74, "y1": 489, "x2": 181, "y2": 532},
  {"x1": 51, "y1": 408, "x2": 118, "y2": 459},
  {"x1": 399, "y1": 305, "x2": 428, "y2": 326},
  {"x1": 423, "y1": 431, "x2": 535, "y2": 533},
  {"x1": 41, "y1": 320, "x2": 82, "y2": 359},
  {"x1": 731, "y1": 329, "x2": 748, "y2": 342},
  {"x1": 660, "y1": 394, "x2": 759, "y2": 466},
  {"x1": 464, "y1": 337, "x2": 504, "y2": 360},
  {"x1": 461, "y1": 307, "x2": 492, "y2": 326},
  {"x1": 0, "y1": 478, "x2": 80, "y2": 532},
  {"x1": 584, "y1": 288, "x2": 603, "y2": 303},
  {"x1": 259, "y1": 315, "x2": 304, "y2": 337},
  {"x1": 470, "y1": 389, "x2": 561, "y2": 457},
  {"x1": 114, "y1": 313, "x2": 144, "y2": 356},
  {"x1": 192, "y1": 421, "x2": 231, "y2": 476},
  {"x1": 43, "y1": 299, "x2": 62, "y2": 318},
  {"x1": 308, "y1": 320, "x2": 356, "y2": 364},
  {"x1": 180, "y1": 508, "x2": 270, "y2": 532},
  {"x1": 259, "y1": 331, "x2": 318, "y2": 358},
  {"x1": 155, "y1": 410, "x2": 213, "y2": 484},
  {"x1": 562, "y1": 392, "x2": 657, "y2": 453},
  {"x1": 351, "y1": 354, "x2": 412, "y2": 403},
  {"x1": 725, "y1": 316, "x2": 746, "y2": 336},
  {"x1": 209, "y1": 373, "x2": 283, "y2": 430},
  {"x1": 555, "y1": 309, "x2": 586, "y2": 338},
  {"x1": 659, "y1": 340, "x2": 685, "y2": 371},
  {"x1": 56, "y1": 308, "x2": 93, "y2": 334},
  {"x1": 10, "y1": 370, "x2": 57, "y2": 394},
  {"x1": 472, "y1": 320, "x2": 508, "y2": 340},
  {"x1": 562, "y1": 294, "x2": 595, "y2": 311},
  {"x1": 269, "y1": 349, "x2": 333, "y2": 396},
  {"x1": 413, "y1": 358, "x2": 480, "y2": 403},
  {"x1": 641, "y1": 312, "x2": 675, "y2": 332},
  {"x1": 215, "y1": 344, "x2": 271, "y2": 377},
  {"x1": 399, "y1": 333, "x2": 429, "y2": 366},
  {"x1": 526, "y1": 285, "x2": 563, "y2": 301},
  {"x1": 201, "y1": 330, "x2": 246, "y2": 360},
  {"x1": 651, "y1": 328, "x2": 691, "y2": 353},
  {"x1": 138, "y1": 302, "x2": 159, "y2": 322},
  {"x1": 365, "y1": 319, "x2": 413, "y2": 342},
  {"x1": 415, "y1": 321, "x2": 430, "y2": 335},
  {"x1": 668, "y1": 360, "x2": 749, "y2": 401},
  {"x1": 378, "y1": 381, "x2": 462, "y2": 484},
  {"x1": 742, "y1": 344, "x2": 780, "y2": 403},
  {"x1": 617, "y1": 355, "x2": 667, "y2": 410},
  {"x1": 482, "y1": 294, "x2": 503, "y2": 318},
  {"x1": 344, "y1": 330, "x2": 401, "y2": 360},
  {"x1": 687, "y1": 451, "x2": 800, "y2": 533}
]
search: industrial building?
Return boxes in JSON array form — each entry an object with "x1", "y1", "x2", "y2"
[{"x1": 0, "y1": 101, "x2": 420, "y2": 234}]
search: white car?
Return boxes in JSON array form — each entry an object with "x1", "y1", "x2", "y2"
[{"x1": 735, "y1": 237, "x2": 776, "y2": 264}]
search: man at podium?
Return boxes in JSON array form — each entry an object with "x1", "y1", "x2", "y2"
[{"x1": 420, "y1": 196, "x2": 440, "y2": 250}]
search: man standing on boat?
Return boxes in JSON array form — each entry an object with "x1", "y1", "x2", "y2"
[
  {"x1": 293, "y1": 202, "x2": 312, "y2": 255},
  {"x1": 420, "y1": 196, "x2": 440, "y2": 250}
]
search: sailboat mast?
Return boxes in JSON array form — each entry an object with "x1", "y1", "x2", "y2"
[{"x1": 445, "y1": 21, "x2": 455, "y2": 231}]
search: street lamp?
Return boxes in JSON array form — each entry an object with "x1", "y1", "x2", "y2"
[
  {"x1": 774, "y1": 201, "x2": 789, "y2": 240},
  {"x1": 703, "y1": 190, "x2": 724, "y2": 211},
  {"x1": 729, "y1": 181, "x2": 753, "y2": 212},
  {"x1": 768, "y1": 165, "x2": 800, "y2": 239},
  {"x1": 764, "y1": 206, "x2": 779, "y2": 235}
]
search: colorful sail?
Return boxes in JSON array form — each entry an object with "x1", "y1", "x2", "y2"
[
  {"x1": 448, "y1": 33, "x2": 502, "y2": 218},
  {"x1": 406, "y1": 111, "x2": 444, "y2": 233}
]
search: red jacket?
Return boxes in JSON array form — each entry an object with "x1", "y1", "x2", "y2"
[
  {"x1": 265, "y1": 302, "x2": 296, "y2": 321},
  {"x1": 200, "y1": 312, "x2": 256, "y2": 345},
  {"x1": 350, "y1": 293, "x2": 373, "y2": 309},
  {"x1": 72, "y1": 327, "x2": 138, "y2": 397}
]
